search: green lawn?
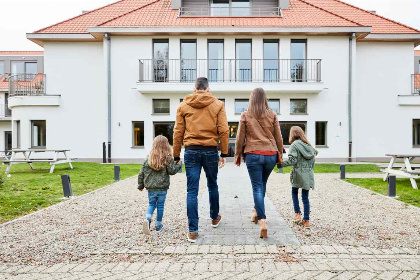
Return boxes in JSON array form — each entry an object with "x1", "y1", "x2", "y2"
[
  {"x1": 0, "y1": 162, "x2": 141, "y2": 224},
  {"x1": 345, "y1": 178, "x2": 420, "y2": 208},
  {"x1": 274, "y1": 163, "x2": 380, "y2": 173}
]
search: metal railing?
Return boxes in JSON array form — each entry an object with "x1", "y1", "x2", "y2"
[
  {"x1": 412, "y1": 74, "x2": 420, "y2": 94},
  {"x1": 139, "y1": 59, "x2": 322, "y2": 83},
  {"x1": 179, "y1": 6, "x2": 280, "y2": 16},
  {"x1": 9, "y1": 74, "x2": 46, "y2": 96}
]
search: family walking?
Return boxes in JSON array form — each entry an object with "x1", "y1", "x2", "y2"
[{"x1": 138, "y1": 77, "x2": 317, "y2": 242}]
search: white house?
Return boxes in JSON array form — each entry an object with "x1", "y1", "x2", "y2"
[{"x1": 11, "y1": 0, "x2": 420, "y2": 162}]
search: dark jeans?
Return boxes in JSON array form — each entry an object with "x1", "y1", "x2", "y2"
[
  {"x1": 146, "y1": 190, "x2": 167, "y2": 227},
  {"x1": 245, "y1": 154, "x2": 277, "y2": 220},
  {"x1": 185, "y1": 150, "x2": 219, "y2": 233},
  {"x1": 291, "y1": 187, "x2": 310, "y2": 220}
]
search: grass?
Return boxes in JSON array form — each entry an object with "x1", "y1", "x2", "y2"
[
  {"x1": 274, "y1": 163, "x2": 380, "y2": 173},
  {"x1": 0, "y1": 162, "x2": 141, "y2": 224},
  {"x1": 345, "y1": 178, "x2": 420, "y2": 208}
]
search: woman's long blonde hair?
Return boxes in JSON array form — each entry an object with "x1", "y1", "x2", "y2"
[
  {"x1": 148, "y1": 135, "x2": 172, "y2": 171},
  {"x1": 289, "y1": 126, "x2": 313, "y2": 147},
  {"x1": 248, "y1": 88, "x2": 270, "y2": 119}
]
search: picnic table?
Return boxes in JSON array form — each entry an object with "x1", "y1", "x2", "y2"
[
  {"x1": 3, "y1": 149, "x2": 73, "y2": 174},
  {"x1": 381, "y1": 154, "x2": 420, "y2": 190}
]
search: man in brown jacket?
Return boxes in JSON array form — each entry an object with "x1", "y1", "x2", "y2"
[{"x1": 173, "y1": 77, "x2": 229, "y2": 243}]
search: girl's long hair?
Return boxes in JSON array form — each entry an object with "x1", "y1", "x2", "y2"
[
  {"x1": 248, "y1": 88, "x2": 269, "y2": 119},
  {"x1": 289, "y1": 126, "x2": 313, "y2": 147},
  {"x1": 148, "y1": 135, "x2": 172, "y2": 171}
]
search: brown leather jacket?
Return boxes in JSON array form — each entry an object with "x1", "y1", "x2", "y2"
[
  {"x1": 173, "y1": 91, "x2": 229, "y2": 159},
  {"x1": 234, "y1": 110, "x2": 284, "y2": 163}
]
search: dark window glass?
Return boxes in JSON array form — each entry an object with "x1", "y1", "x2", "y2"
[
  {"x1": 264, "y1": 40, "x2": 279, "y2": 82},
  {"x1": 181, "y1": 39, "x2": 197, "y2": 82},
  {"x1": 228, "y1": 122, "x2": 239, "y2": 139},
  {"x1": 235, "y1": 99, "x2": 249, "y2": 114},
  {"x1": 5, "y1": 131, "x2": 12, "y2": 152},
  {"x1": 236, "y1": 40, "x2": 252, "y2": 82},
  {"x1": 154, "y1": 122, "x2": 175, "y2": 146},
  {"x1": 16, "y1": 120, "x2": 20, "y2": 149},
  {"x1": 153, "y1": 99, "x2": 170, "y2": 114},
  {"x1": 280, "y1": 122, "x2": 306, "y2": 146},
  {"x1": 315, "y1": 122, "x2": 327, "y2": 146},
  {"x1": 208, "y1": 40, "x2": 224, "y2": 82},
  {"x1": 31, "y1": 120, "x2": 46, "y2": 148},
  {"x1": 414, "y1": 119, "x2": 420, "y2": 146},
  {"x1": 291, "y1": 39, "x2": 307, "y2": 82},
  {"x1": 268, "y1": 99, "x2": 280, "y2": 114},
  {"x1": 133, "y1": 122, "x2": 145, "y2": 147},
  {"x1": 153, "y1": 39, "x2": 169, "y2": 82},
  {"x1": 290, "y1": 99, "x2": 307, "y2": 114}
]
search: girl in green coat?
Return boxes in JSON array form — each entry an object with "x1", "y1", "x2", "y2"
[{"x1": 279, "y1": 126, "x2": 317, "y2": 228}]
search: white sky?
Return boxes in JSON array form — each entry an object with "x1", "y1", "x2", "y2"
[{"x1": 0, "y1": 0, "x2": 419, "y2": 51}]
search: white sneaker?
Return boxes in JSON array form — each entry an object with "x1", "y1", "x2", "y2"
[{"x1": 142, "y1": 220, "x2": 151, "y2": 235}]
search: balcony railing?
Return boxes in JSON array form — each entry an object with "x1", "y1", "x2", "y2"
[
  {"x1": 139, "y1": 59, "x2": 322, "y2": 83},
  {"x1": 412, "y1": 74, "x2": 420, "y2": 94},
  {"x1": 179, "y1": 6, "x2": 280, "y2": 17},
  {"x1": 9, "y1": 74, "x2": 46, "y2": 96}
]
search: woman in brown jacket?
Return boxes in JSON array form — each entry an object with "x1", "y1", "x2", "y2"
[{"x1": 234, "y1": 88, "x2": 284, "y2": 239}]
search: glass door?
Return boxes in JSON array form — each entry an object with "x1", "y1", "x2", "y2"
[
  {"x1": 263, "y1": 40, "x2": 279, "y2": 82},
  {"x1": 291, "y1": 39, "x2": 307, "y2": 82},
  {"x1": 236, "y1": 39, "x2": 252, "y2": 82},
  {"x1": 181, "y1": 40, "x2": 197, "y2": 82},
  {"x1": 208, "y1": 40, "x2": 224, "y2": 82},
  {"x1": 153, "y1": 39, "x2": 169, "y2": 82}
]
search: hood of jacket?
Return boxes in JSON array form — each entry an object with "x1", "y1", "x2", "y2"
[
  {"x1": 184, "y1": 91, "x2": 217, "y2": 109},
  {"x1": 293, "y1": 140, "x2": 317, "y2": 160}
]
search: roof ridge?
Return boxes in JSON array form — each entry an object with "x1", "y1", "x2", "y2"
[
  {"x1": 328, "y1": 0, "x2": 420, "y2": 33},
  {"x1": 35, "y1": 0, "x2": 131, "y2": 33},
  {"x1": 297, "y1": 0, "x2": 364, "y2": 27},
  {"x1": 97, "y1": 0, "x2": 161, "y2": 27}
]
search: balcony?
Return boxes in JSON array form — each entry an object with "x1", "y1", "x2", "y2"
[
  {"x1": 412, "y1": 74, "x2": 420, "y2": 95},
  {"x1": 398, "y1": 74, "x2": 420, "y2": 106},
  {"x1": 137, "y1": 59, "x2": 323, "y2": 94},
  {"x1": 9, "y1": 74, "x2": 46, "y2": 96},
  {"x1": 179, "y1": 6, "x2": 281, "y2": 17}
]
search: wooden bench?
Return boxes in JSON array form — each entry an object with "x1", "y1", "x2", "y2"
[{"x1": 382, "y1": 154, "x2": 420, "y2": 190}]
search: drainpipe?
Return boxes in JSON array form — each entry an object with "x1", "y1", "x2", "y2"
[
  {"x1": 105, "y1": 33, "x2": 112, "y2": 163},
  {"x1": 348, "y1": 33, "x2": 356, "y2": 162}
]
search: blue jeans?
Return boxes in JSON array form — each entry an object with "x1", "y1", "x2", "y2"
[
  {"x1": 291, "y1": 187, "x2": 310, "y2": 220},
  {"x1": 245, "y1": 154, "x2": 277, "y2": 220},
  {"x1": 185, "y1": 150, "x2": 219, "y2": 233},
  {"x1": 146, "y1": 190, "x2": 167, "y2": 227}
]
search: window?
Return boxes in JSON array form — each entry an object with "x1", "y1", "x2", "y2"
[
  {"x1": 290, "y1": 99, "x2": 307, "y2": 114},
  {"x1": 153, "y1": 39, "x2": 169, "y2": 82},
  {"x1": 153, "y1": 99, "x2": 170, "y2": 114},
  {"x1": 208, "y1": 39, "x2": 224, "y2": 82},
  {"x1": 414, "y1": 119, "x2": 420, "y2": 147},
  {"x1": 133, "y1": 122, "x2": 145, "y2": 147},
  {"x1": 11, "y1": 61, "x2": 37, "y2": 75},
  {"x1": 235, "y1": 99, "x2": 249, "y2": 114},
  {"x1": 5, "y1": 131, "x2": 12, "y2": 152},
  {"x1": 316, "y1": 122, "x2": 327, "y2": 147},
  {"x1": 211, "y1": 0, "x2": 229, "y2": 16},
  {"x1": 15, "y1": 120, "x2": 20, "y2": 149},
  {"x1": 236, "y1": 39, "x2": 252, "y2": 82},
  {"x1": 291, "y1": 39, "x2": 307, "y2": 82},
  {"x1": 181, "y1": 39, "x2": 197, "y2": 82},
  {"x1": 4, "y1": 93, "x2": 11, "y2": 117},
  {"x1": 228, "y1": 122, "x2": 239, "y2": 139},
  {"x1": 231, "y1": 0, "x2": 250, "y2": 16},
  {"x1": 154, "y1": 122, "x2": 175, "y2": 146},
  {"x1": 268, "y1": 99, "x2": 280, "y2": 114},
  {"x1": 264, "y1": 40, "x2": 279, "y2": 82},
  {"x1": 280, "y1": 122, "x2": 307, "y2": 146},
  {"x1": 210, "y1": 0, "x2": 250, "y2": 16},
  {"x1": 0, "y1": 61, "x2": 4, "y2": 76},
  {"x1": 31, "y1": 120, "x2": 46, "y2": 148}
]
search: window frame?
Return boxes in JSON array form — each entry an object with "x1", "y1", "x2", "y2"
[
  {"x1": 152, "y1": 99, "x2": 170, "y2": 115},
  {"x1": 315, "y1": 121, "x2": 328, "y2": 148},
  {"x1": 234, "y1": 99, "x2": 249, "y2": 115},
  {"x1": 290, "y1": 98, "x2": 308, "y2": 115},
  {"x1": 31, "y1": 120, "x2": 46, "y2": 149},
  {"x1": 279, "y1": 121, "x2": 307, "y2": 146},
  {"x1": 268, "y1": 99, "x2": 280, "y2": 115},
  {"x1": 153, "y1": 122, "x2": 176, "y2": 146},
  {"x1": 132, "y1": 121, "x2": 145, "y2": 148},
  {"x1": 413, "y1": 119, "x2": 420, "y2": 148},
  {"x1": 0, "y1": 61, "x2": 4, "y2": 77}
]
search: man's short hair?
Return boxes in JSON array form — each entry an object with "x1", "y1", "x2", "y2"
[{"x1": 195, "y1": 77, "x2": 209, "y2": 91}]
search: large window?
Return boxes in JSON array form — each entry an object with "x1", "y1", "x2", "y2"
[
  {"x1": 316, "y1": 121, "x2": 327, "y2": 147},
  {"x1": 153, "y1": 39, "x2": 169, "y2": 82},
  {"x1": 290, "y1": 99, "x2": 307, "y2": 114},
  {"x1": 181, "y1": 39, "x2": 197, "y2": 82},
  {"x1": 414, "y1": 119, "x2": 420, "y2": 147},
  {"x1": 210, "y1": 0, "x2": 250, "y2": 16},
  {"x1": 133, "y1": 122, "x2": 145, "y2": 147},
  {"x1": 154, "y1": 122, "x2": 175, "y2": 146},
  {"x1": 235, "y1": 99, "x2": 249, "y2": 114},
  {"x1": 15, "y1": 120, "x2": 20, "y2": 149},
  {"x1": 5, "y1": 131, "x2": 12, "y2": 152},
  {"x1": 208, "y1": 39, "x2": 224, "y2": 82},
  {"x1": 268, "y1": 99, "x2": 280, "y2": 115},
  {"x1": 0, "y1": 61, "x2": 4, "y2": 76},
  {"x1": 264, "y1": 40, "x2": 279, "y2": 82},
  {"x1": 31, "y1": 120, "x2": 46, "y2": 148},
  {"x1": 153, "y1": 99, "x2": 170, "y2": 114},
  {"x1": 280, "y1": 122, "x2": 307, "y2": 146},
  {"x1": 236, "y1": 39, "x2": 252, "y2": 82},
  {"x1": 228, "y1": 122, "x2": 239, "y2": 139},
  {"x1": 291, "y1": 39, "x2": 307, "y2": 82},
  {"x1": 11, "y1": 61, "x2": 37, "y2": 75}
]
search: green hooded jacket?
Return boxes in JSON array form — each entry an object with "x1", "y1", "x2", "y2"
[
  {"x1": 138, "y1": 156, "x2": 181, "y2": 191},
  {"x1": 280, "y1": 140, "x2": 318, "y2": 190}
]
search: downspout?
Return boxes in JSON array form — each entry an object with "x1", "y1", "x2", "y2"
[
  {"x1": 105, "y1": 33, "x2": 112, "y2": 163},
  {"x1": 348, "y1": 33, "x2": 356, "y2": 162}
]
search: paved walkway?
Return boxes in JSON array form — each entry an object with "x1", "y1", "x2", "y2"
[{"x1": 197, "y1": 164, "x2": 299, "y2": 245}]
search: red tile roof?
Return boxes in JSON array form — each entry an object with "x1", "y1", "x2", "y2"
[
  {"x1": 34, "y1": 0, "x2": 419, "y2": 35},
  {"x1": 0, "y1": 74, "x2": 9, "y2": 91},
  {"x1": 0, "y1": 51, "x2": 44, "y2": 56}
]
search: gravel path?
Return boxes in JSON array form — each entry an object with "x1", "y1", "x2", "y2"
[{"x1": 266, "y1": 173, "x2": 420, "y2": 249}]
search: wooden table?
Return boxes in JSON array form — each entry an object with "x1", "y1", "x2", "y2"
[
  {"x1": 3, "y1": 149, "x2": 73, "y2": 174},
  {"x1": 382, "y1": 154, "x2": 420, "y2": 189}
]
